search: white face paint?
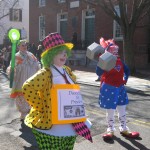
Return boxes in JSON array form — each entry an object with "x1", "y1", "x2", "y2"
[
  {"x1": 53, "y1": 50, "x2": 67, "y2": 67},
  {"x1": 19, "y1": 42, "x2": 27, "y2": 52}
]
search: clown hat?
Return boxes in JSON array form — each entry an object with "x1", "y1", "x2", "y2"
[{"x1": 41, "y1": 32, "x2": 73, "y2": 57}]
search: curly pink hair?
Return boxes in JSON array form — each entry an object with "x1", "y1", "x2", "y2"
[{"x1": 100, "y1": 37, "x2": 119, "y2": 56}]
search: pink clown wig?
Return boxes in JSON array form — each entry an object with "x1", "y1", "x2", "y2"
[{"x1": 100, "y1": 37, "x2": 119, "y2": 56}]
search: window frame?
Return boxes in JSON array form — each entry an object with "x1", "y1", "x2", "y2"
[
  {"x1": 113, "y1": 5, "x2": 123, "y2": 41},
  {"x1": 57, "y1": 12, "x2": 68, "y2": 40},
  {"x1": 39, "y1": 0, "x2": 46, "y2": 7},
  {"x1": 58, "y1": 0, "x2": 66, "y2": 3},
  {"x1": 39, "y1": 15, "x2": 45, "y2": 41},
  {"x1": 81, "y1": 9, "x2": 95, "y2": 43},
  {"x1": 9, "y1": 8, "x2": 22, "y2": 22}
]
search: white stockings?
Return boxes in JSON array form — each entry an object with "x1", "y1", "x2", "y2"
[{"x1": 106, "y1": 105, "x2": 129, "y2": 132}]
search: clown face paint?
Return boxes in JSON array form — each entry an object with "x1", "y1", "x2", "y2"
[
  {"x1": 53, "y1": 50, "x2": 67, "y2": 67},
  {"x1": 19, "y1": 42, "x2": 27, "y2": 52}
]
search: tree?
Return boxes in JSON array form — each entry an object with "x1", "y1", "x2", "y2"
[
  {"x1": 0, "y1": 0, "x2": 19, "y2": 38},
  {"x1": 95, "y1": 0, "x2": 150, "y2": 73}
]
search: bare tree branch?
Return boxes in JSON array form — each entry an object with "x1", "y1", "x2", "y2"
[
  {"x1": 0, "y1": 12, "x2": 9, "y2": 20},
  {"x1": 98, "y1": 0, "x2": 119, "y2": 21},
  {"x1": 0, "y1": 0, "x2": 19, "y2": 20}
]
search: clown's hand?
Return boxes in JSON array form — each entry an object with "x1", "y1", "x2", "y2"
[{"x1": 123, "y1": 80, "x2": 127, "y2": 85}]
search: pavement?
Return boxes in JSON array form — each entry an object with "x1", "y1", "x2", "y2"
[
  {"x1": 70, "y1": 66, "x2": 150, "y2": 95},
  {"x1": 1, "y1": 66, "x2": 150, "y2": 95},
  {"x1": 0, "y1": 67, "x2": 150, "y2": 150}
]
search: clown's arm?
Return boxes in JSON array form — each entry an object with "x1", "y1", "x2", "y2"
[
  {"x1": 22, "y1": 69, "x2": 50, "y2": 111},
  {"x1": 96, "y1": 65, "x2": 104, "y2": 77},
  {"x1": 122, "y1": 61, "x2": 130, "y2": 84}
]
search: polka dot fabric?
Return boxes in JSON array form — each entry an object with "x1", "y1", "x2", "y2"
[
  {"x1": 22, "y1": 68, "x2": 53, "y2": 129},
  {"x1": 22, "y1": 66, "x2": 76, "y2": 129},
  {"x1": 99, "y1": 83, "x2": 129, "y2": 109}
]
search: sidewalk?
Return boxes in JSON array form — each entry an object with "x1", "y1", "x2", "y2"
[
  {"x1": 0, "y1": 71, "x2": 20, "y2": 125},
  {"x1": 1, "y1": 67, "x2": 150, "y2": 95},
  {"x1": 70, "y1": 66, "x2": 150, "y2": 95}
]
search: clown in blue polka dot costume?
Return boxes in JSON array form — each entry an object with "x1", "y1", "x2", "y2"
[{"x1": 96, "y1": 37, "x2": 140, "y2": 140}]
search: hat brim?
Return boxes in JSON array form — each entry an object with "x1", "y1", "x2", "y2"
[
  {"x1": 17, "y1": 39, "x2": 27, "y2": 46},
  {"x1": 41, "y1": 43, "x2": 73, "y2": 57}
]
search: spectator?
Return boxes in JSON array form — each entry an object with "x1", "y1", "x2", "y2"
[
  {"x1": 3, "y1": 46, "x2": 11, "y2": 72},
  {"x1": 71, "y1": 32, "x2": 78, "y2": 50},
  {"x1": 36, "y1": 44, "x2": 43, "y2": 62}
]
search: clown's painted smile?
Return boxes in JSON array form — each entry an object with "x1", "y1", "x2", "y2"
[{"x1": 53, "y1": 50, "x2": 67, "y2": 67}]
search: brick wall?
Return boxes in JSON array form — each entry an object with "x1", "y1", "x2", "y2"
[{"x1": 29, "y1": 0, "x2": 150, "y2": 68}]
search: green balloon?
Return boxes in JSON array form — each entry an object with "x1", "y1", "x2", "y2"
[
  {"x1": 8, "y1": 29, "x2": 20, "y2": 88},
  {"x1": 8, "y1": 29, "x2": 20, "y2": 43}
]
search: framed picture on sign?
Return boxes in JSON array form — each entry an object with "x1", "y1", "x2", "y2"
[{"x1": 51, "y1": 84, "x2": 86, "y2": 124}]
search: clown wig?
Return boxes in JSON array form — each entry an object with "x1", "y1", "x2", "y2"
[{"x1": 100, "y1": 37, "x2": 119, "y2": 56}]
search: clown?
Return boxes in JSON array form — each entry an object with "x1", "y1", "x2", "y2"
[
  {"x1": 22, "y1": 32, "x2": 92, "y2": 149},
  {"x1": 96, "y1": 37, "x2": 140, "y2": 140},
  {"x1": 7, "y1": 39, "x2": 40, "y2": 119}
]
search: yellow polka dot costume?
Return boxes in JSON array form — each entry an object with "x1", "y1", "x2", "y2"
[
  {"x1": 22, "y1": 32, "x2": 92, "y2": 149},
  {"x1": 22, "y1": 66, "x2": 76, "y2": 129}
]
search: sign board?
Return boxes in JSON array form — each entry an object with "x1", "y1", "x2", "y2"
[{"x1": 51, "y1": 84, "x2": 86, "y2": 124}]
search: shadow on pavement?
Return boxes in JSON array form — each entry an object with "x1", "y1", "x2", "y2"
[
  {"x1": 114, "y1": 136, "x2": 149, "y2": 150},
  {"x1": 23, "y1": 146, "x2": 38, "y2": 150},
  {"x1": 19, "y1": 121, "x2": 38, "y2": 150}
]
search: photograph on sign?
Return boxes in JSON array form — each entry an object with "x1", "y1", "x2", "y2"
[{"x1": 58, "y1": 89, "x2": 85, "y2": 121}]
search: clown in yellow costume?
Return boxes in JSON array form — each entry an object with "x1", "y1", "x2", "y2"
[{"x1": 22, "y1": 32, "x2": 92, "y2": 150}]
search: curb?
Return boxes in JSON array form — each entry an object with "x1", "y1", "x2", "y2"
[
  {"x1": 1, "y1": 71, "x2": 149, "y2": 96},
  {"x1": 77, "y1": 81, "x2": 150, "y2": 95},
  {"x1": 0, "y1": 70, "x2": 9, "y2": 79}
]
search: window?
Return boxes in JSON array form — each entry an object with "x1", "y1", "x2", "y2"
[
  {"x1": 58, "y1": 0, "x2": 66, "y2": 3},
  {"x1": 39, "y1": 0, "x2": 46, "y2": 7},
  {"x1": 84, "y1": 9, "x2": 95, "y2": 48},
  {"x1": 57, "y1": 13, "x2": 68, "y2": 41},
  {"x1": 39, "y1": 16, "x2": 45, "y2": 41},
  {"x1": 113, "y1": 5, "x2": 123, "y2": 40},
  {"x1": 9, "y1": 9, "x2": 22, "y2": 22}
]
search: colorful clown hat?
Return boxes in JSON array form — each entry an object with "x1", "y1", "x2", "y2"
[
  {"x1": 41, "y1": 32, "x2": 73, "y2": 57},
  {"x1": 100, "y1": 37, "x2": 119, "y2": 56}
]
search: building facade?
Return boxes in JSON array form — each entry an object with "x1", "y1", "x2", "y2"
[
  {"x1": 0, "y1": 0, "x2": 29, "y2": 46},
  {"x1": 29, "y1": 0, "x2": 150, "y2": 68}
]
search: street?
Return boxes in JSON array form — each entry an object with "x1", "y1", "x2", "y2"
[
  {"x1": 0, "y1": 73, "x2": 150, "y2": 150},
  {"x1": 74, "y1": 85, "x2": 150, "y2": 150}
]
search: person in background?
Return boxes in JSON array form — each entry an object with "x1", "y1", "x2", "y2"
[
  {"x1": 71, "y1": 32, "x2": 78, "y2": 50},
  {"x1": 3, "y1": 45, "x2": 11, "y2": 72},
  {"x1": 31, "y1": 43, "x2": 37, "y2": 56},
  {"x1": 22, "y1": 32, "x2": 92, "y2": 150},
  {"x1": 7, "y1": 40, "x2": 40, "y2": 119},
  {"x1": 95, "y1": 76, "x2": 101, "y2": 82},
  {"x1": 96, "y1": 37, "x2": 140, "y2": 140},
  {"x1": 36, "y1": 43, "x2": 43, "y2": 62}
]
